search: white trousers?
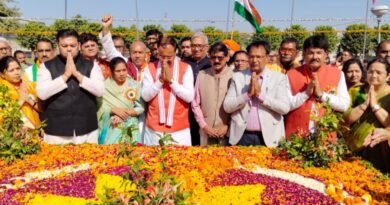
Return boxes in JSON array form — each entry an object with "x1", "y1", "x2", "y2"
[
  {"x1": 143, "y1": 126, "x2": 191, "y2": 146},
  {"x1": 44, "y1": 129, "x2": 98, "y2": 145}
]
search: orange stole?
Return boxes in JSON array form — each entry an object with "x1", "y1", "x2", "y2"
[
  {"x1": 98, "y1": 59, "x2": 111, "y2": 80},
  {"x1": 146, "y1": 61, "x2": 190, "y2": 132},
  {"x1": 285, "y1": 65, "x2": 341, "y2": 137}
]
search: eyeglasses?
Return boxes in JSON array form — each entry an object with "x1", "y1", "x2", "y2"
[
  {"x1": 191, "y1": 44, "x2": 206, "y2": 49},
  {"x1": 0, "y1": 47, "x2": 10, "y2": 52},
  {"x1": 210, "y1": 56, "x2": 225, "y2": 61}
]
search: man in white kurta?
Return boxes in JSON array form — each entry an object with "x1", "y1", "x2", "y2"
[{"x1": 36, "y1": 29, "x2": 104, "y2": 145}]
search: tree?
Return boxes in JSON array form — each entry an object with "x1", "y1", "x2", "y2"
[
  {"x1": 378, "y1": 24, "x2": 390, "y2": 46},
  {"x1": 250, "y1": 25, "x2": 282, "y2": 51},
  {"x1": 16, "y1": 22, "x2": 53, "y2": 51},
  {"x1": 112, "y1": 25, "x2": 138, "y2": 46},
  {"x1": 313, "y1": 25, "x2": 339, "y2": 53},
  {"x1": 0, "y1": 0, "x2": 21, "y2": 31},
  {"x1": 340, "y1": 24, "x2": 375, "y2": 56},
  {"x1": 168, "y1": 24, "x2": 192, "y2": 42},
  {"x1": 202, "y1": 26, "x2": 224, "y2": 45},
  {"x1": 50, "y1": 15, "x2": 98, "y2": 33},
  {"x1": 283, "y1": 24, "x2": 310, "y2": 49}
]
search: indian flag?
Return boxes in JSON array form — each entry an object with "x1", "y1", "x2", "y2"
[{"x1": 234, "y1": 0, "x2": 262, "y2": 33}]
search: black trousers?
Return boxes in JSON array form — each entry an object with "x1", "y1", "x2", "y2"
[{"x1": 237, "y1": 130, "x2": 266, "y2": 146}]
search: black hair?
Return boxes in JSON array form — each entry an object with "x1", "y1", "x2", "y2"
[
  {"x1": 232, "y1": 50, "x2": 248, "y2": 61},
  {"x1": 56, "y1": 29, "x2": 79, "y2": 42},
  {"x1": 342, "y1": 58, "x2": 366, "y2": 84},
  {"x1": 367, "y1": 57, "x2": 390, "y2": 75},
  {"x1": 303, "y1": 35, "x2": 329, "y2": 52},
  {"x1": 246, "y1": 40, "x2": 271, "y2": 55},
  {"x1": 108, "y1": 57, "x2": 127, "y2": 73},
  {"x1": 280, "y1": 37, "x2": 299, "y2": 50},
  {"x1": 159, "y1": 36, "x2": 177, "y2": 51},
  {"x1": 13, "y1": 50, "x2": 24, "y2": 58},
  {"x1": 0, "y1": 56, "x2": 19, "y2": 74},
  {"x1": 208, "y1": 41, "x2": 228, "y2": 56},
  {"x1": 79, "y1": 33, "x2": 99, "y2": 45},
  {"x1": 36, "y1": 37, "x2": 54, "y2": 49},
  {"x1": 180, "y1": 36, "x2": 191, "y2": 45}
]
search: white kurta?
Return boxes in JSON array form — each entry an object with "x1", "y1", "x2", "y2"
[{"x1": 36, "y1": 60, "x2": 105, "y2": 145}]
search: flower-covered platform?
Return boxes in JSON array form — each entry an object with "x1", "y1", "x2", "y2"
[{"x1": 0, "y1": 144, "x2": 389, "y2": 205}]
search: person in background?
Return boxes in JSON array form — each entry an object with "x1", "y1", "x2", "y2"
[
  {"x1": 223, "y1": 39, "x2": 240, "y2": 69},
  {"x1": 100, "y1": 15, "x2": 148, "y2": 82},
  {"x1": 342, "y1": 58, "x2": 367, "y2": 108},
  {"x1": 344, "y1": 58, "x2": 390, "y2": 174},
  {"x1": 145, "y1": 29, "x2": 163, "y2": 63},
  {"x1": 112, "y1": 35, "x2": 127, "y2": 57},
  {"x1": 266, "y1": 50, "x2": 283, "y2": 73},
  {"x1": 14, "y1": 50, "x2": 31, "y2": 69},
  {"x1": 0, "y1": 37, "x2": 12, "y2": 59},
  {"x1": 25, "y1": 38, "x2": 56, "y2": 84},
  {"x1": 192, "y1": 42, "x2": 232, "y2": 146},
  {"x1": 376, "y1": 40, "x2": 390, "y2": 65},
  {"x1": 224, "y1": 41, "x2": 290, "y2": 146},
  {"x1": 79, "y1": 33, "x2": 111, "y2": 79},
  {"x1": 0, "y1": 56, "x2": 40, "y2": 129},
  {"x1": 232, "y1": 50, "x2": 249, "y2": 71},
  {"x1": 278, "y1": 37, "x2": 301, "y2": 72},
  {"x1": 142, "y1": 37, "x2": 194, "y2": 146},
  {"x1": 186, "y1": 31, "x2": 211, "y2": 146},
  {"x1": 179, "y1": 37, "x2": 192, "y2": 61},
  {"x1": 36, "y1": 29, "x2": 104, "y2": 145},
  {"x1": 98, "y1": 57, "x2": 144, "y2": 144}
]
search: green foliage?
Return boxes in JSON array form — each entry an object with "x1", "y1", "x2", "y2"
[
  {"x1": 0, "y1": 0, "x2": 21, "y2": 31},
  {"x1": 340, "y1": 24, "x2": 376, "y2": 56},
  {"x1": 276, "y1": 103, "x2": 349, "y2": 168},
  {"x1": 202, "y1": 26, "x2": 225, "y2": 45},
  {"x1": 94, "y1": 125, "x2": 191, "y2": 205},
  {"x1": 16, "y1": 21, "x2": 54, "y2": 51},
  {"x1": 168, "y1": 24, "x2": 193, "y2": 42},
  {"x1": 0, "y1": 84, "x2": 41, "y2": 164},
  {"x1": 50, "y1": 15, "x2": 99, "y2": 33},
  {"x1": 313, "y1": 25, "x2": 339, "y2": 53},
  {"x1": 250, "y1": 25, "x2": 282, "y2": 51},
  {"x1": 379, "y1": 24, "x2": 390, "y2": 46},
  {"x1": 283, "y1": 24, "x2": 310, "y2": 49},
  {"x1": 112, "y1": 25, "x2": 138, "y2": 47}
]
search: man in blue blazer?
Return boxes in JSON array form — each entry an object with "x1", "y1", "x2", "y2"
[{"x1": 223, "y1": 41, "x2": 290, "y2": 147}]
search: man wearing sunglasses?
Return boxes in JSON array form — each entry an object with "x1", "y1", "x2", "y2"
[{"x1": 192, "y1": 42, "x2": 232, "y2": 146}]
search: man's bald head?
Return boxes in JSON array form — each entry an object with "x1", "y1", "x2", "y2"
[{"x1": 130, "y1": 40, "x2": 147, "y2": 68}]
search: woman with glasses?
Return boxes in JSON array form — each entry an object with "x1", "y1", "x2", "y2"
[{"x1": 344, "y1": 57, "x2": 390, "y2": 173}]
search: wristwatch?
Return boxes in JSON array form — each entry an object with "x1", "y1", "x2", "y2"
[{"x1": 169, "y1": 79, "x2": 174, "y2": 85}]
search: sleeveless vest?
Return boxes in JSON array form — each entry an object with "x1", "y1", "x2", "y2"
[
  {"x1": 146, "y1": 61, "x2": 190, "y2": 132},
  {"x1": 285, "y1": 64, "x2": 341, "y2": 137},
  {"x1": 41, "y1": 55, "x2": 98, "y2": 136}
]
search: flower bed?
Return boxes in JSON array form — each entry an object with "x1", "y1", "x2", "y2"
[{"x1": 0, "y1": 144, "x2": 389, "y2": 204}]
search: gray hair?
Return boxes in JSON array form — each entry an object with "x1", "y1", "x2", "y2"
[
  {"x1": 0, "y1": 37, "x2": 11, "y2": 47},
  {"x1": 191, "y1": 31, "x2": 208, "y2": 45}
]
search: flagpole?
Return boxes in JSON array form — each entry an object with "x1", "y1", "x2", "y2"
[
  {"x1": 231, "y1": 12, "x2": 236, "y2": 39},
  {"x1": 290, "y1": 0, "x2": 295, "y2": 29},
  {"x1": 135, "y1": 0, "x2": 140, "y2": 40},
  {"x1": 362, "y1": 0, "x2": 370, "y2": 62},
  {"x1": 225, "y1": 0, "x2": 232, "y2": 39}
]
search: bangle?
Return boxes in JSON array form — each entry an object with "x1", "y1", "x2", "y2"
[{"x1": 372, "y1": 104, "x2": 381, "y2": 112}]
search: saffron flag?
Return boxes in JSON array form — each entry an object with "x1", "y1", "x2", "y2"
[
  {"x1": 234, "y1": 0, "x2": 262, "y2": 33},
  {"x1": 372, "y1": 0, "x2": 377, "y2": 4}
]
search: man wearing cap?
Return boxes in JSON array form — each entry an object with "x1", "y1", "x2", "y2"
[{"x1": 223, "y1": 39, "x2": 241, "y2": 69}]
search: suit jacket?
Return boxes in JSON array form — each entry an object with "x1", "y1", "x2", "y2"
[{"x1": 223, "y1": 68, "x2": 290, "y2": 147}]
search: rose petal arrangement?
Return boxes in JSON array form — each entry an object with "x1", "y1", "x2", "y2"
[{"x1": 0, "y1": 143, "x2": 389, "y2": 205}]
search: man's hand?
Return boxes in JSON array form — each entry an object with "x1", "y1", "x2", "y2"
[
  {"x1": 160, "y1": 60, "x2": 172, "y2": 83},
  {"x1": 215, "y1": 125, "x2": 228, "y2": 138},
  {"x1": 63, "y1": 52, "x2": 74, "y2": 81},
  {"x1": 203, "y1": 125, "x2": 218, "y2": 138},
  {"x1": 101, "y1": 14, "x2": 113, "y2": 36},
  {"x1": 312, "y1": 72, "x2": 323, "y2": 99}
]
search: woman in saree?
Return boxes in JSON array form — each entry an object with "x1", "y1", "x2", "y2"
[
  {"x1": 98, "y1": 57, "x2": 144, "y2": 144},
  {"x1": 344, "y1": 57, "x2": 390, "y2": 173},
  {"x1": 0, "y1": 56, "x2": 40, "y2": 129}
]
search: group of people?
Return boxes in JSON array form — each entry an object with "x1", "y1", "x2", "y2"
[{"x1": 0, "y1": 14, "x2": 390, "y2": 173}]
